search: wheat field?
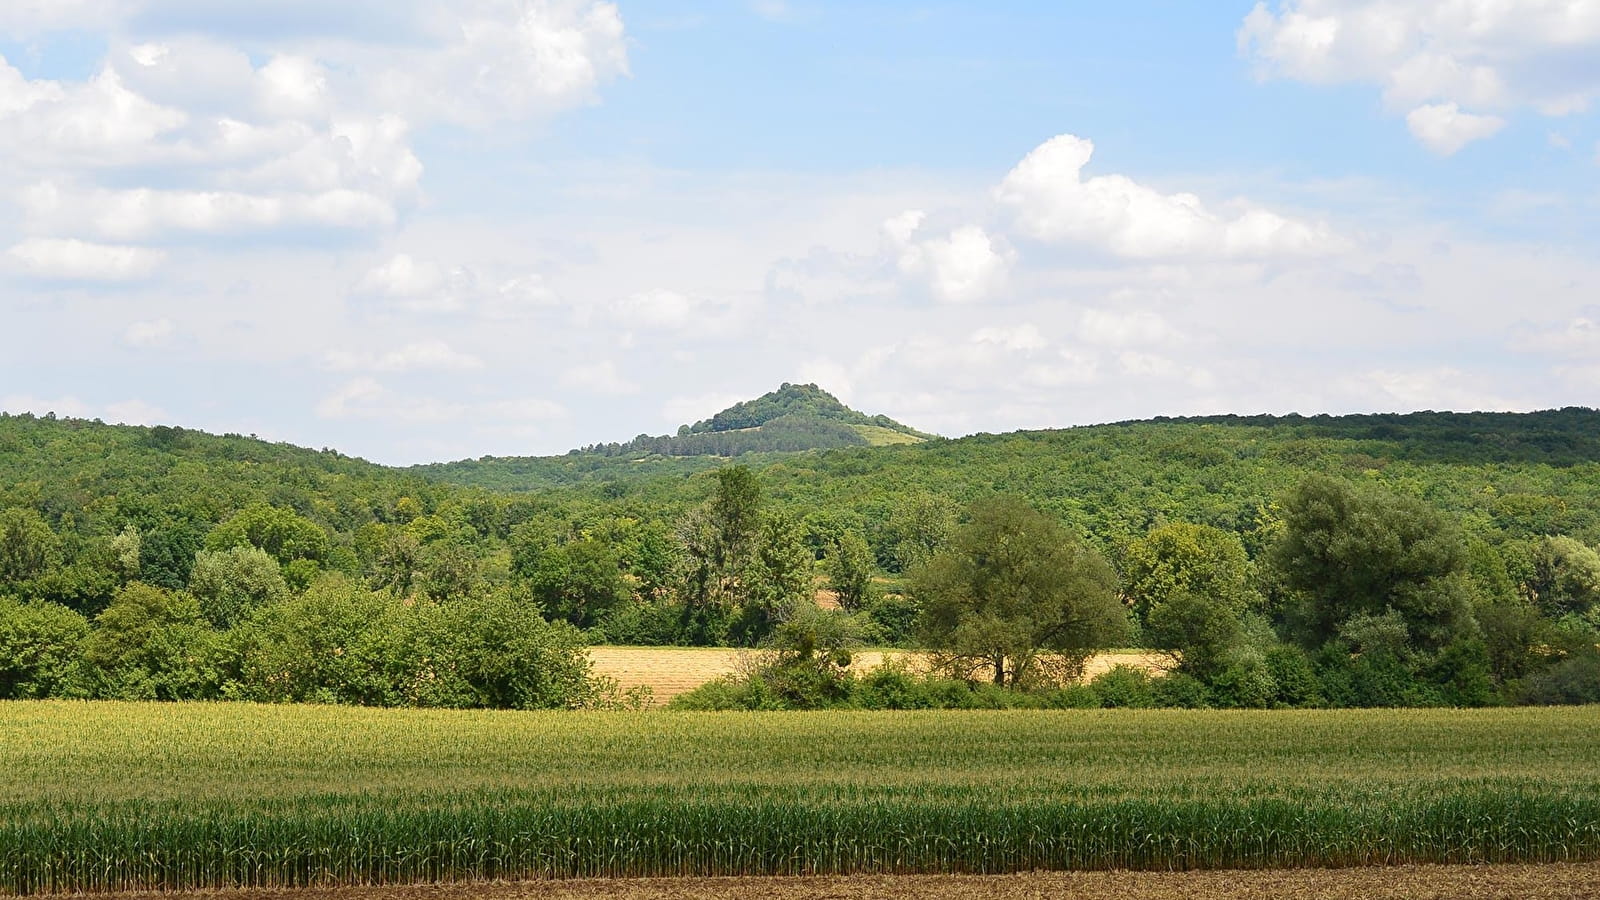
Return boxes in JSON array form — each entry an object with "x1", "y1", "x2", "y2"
[{"x1": 585, "y1": 646, "x2": 1168, "y2": 703}]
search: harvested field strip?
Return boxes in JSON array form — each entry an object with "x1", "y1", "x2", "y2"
[
  {"x1": 76, "y1": 863, "x2": 1600, "y2": 900},
  {"x1": 3, "y1": 704, "x2": 1599, "y2": 893},
  {"x1": 585, "y1": 647, "x2": 1167, "y2": 702}
]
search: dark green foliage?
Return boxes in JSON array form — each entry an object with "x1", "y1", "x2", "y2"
[
  {"x1": 1520, "y1": 650, "x2": 1600, "y2": 705},
  {"x1": 528, "y1": 538, "x2": 628, "y2": 627},
  {"x1": 1273, "y1": 475, "x2": 1475, "y2": 653},
  {"x1": 1264, "y1": 644, "x2": 1323, "y2": 707},
  {"x1": 1150, "y1": 670, "x2": 1211, "y2": 708},
  {"x1": 1089, "y1": 665, "x2": 1156, "y2": 708},
  {"x1": 914, "y1": 496, "x2": 1126, "y2": 686}
]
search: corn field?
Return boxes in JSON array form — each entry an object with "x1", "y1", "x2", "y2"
[{"x1": 2, "y1": 703, "x2": 1599, "y2": 893}]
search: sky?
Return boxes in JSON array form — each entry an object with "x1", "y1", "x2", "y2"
[{"x1": 1, "y1": 1, "x2": 1598, "y2": 465}]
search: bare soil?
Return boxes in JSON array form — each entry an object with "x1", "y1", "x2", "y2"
[{"x1": 85, "y1": 864, "x2": 1600, "y2": 900}]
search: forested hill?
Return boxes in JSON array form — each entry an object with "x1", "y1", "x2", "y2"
[
  {"x1": 415, "y1": 406, "x2": 1600, "y2": 494},
  {"x1": 4, "y1": 404, "x2": 1600, "y2": 625},
  {"x1": 512, "y1": 383, "x2": 929, "y2": 464}
]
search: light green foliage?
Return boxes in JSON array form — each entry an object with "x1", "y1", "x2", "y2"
[
  {"x1": 205, "y1": 504, "x2": 330, "y2": 568},
  {"x1": 219, "y1": 573, "x2": 389, "y2": 704},
  {"x1": 1524, "y1": 535, "x2": 1600, "y2": 619},
  {"x1": 108, "y1": 525, "x2": 142, "y2": 582},
  {"x1": 826, "y1": 529, "x2": 879, "y2": 612},
  {"x1": 189, "y1": 545, "x2": 289, "y2": 627},
  {"x1": 747, "y1": 511, "x2": 815, "y2": 624},
  {"x1": 0, "y1": 598, "x2": 90, "y2": 698},
  {"x1": 678, "y1": 466, "x2": 763, "y2": 613},
  {"x1": 887, "y1": 491, "x2": 957, "y2": 573},
  {"x1": 417, "y1": 539, "x2": 480, "y2": 602},
  {"x1": 914, "y1": 497, "x2": 1127, "y2": 686},
  {"x1": 1123, "y1": 522, "x2": 1257, "y2": 622},
  {"x1": 6, "y1": 704, "x2": 1600, "y2": 891}
]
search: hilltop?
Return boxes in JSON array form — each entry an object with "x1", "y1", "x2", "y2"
[{"x1": 575, "y1": 383, "x2": 929, "y2": 457}]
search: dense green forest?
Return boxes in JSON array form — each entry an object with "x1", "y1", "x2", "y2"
[{"x1": 3, "y1": 399, "x2": 1600, "y2": 709}]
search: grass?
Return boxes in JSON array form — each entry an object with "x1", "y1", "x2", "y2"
[
  {"x1": 2, "y1": 703, "x2": 1599, "y2": 892},
  {"x1": 848, "y1": 425, "x2": 925, "y2": 446}
]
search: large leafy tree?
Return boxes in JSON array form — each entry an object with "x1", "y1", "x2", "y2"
[
  {"x1": 1271, "y1": 475, "x2": 1475, "y2": 653},
  {"x1": 913, "y1": 496, "x2": 1126, "y2": 686}
]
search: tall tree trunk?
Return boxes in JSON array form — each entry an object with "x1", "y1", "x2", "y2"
[{"x1": 993, "y1": 652, "x2": 1006, "y2": 686}]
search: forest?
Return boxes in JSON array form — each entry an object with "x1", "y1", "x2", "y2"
[{"x1": 2, "y1": 395, "x2": 1600, "y2": 710}]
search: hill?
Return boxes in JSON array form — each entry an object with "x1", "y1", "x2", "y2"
[{"x1": 6, "y1": 405, "x2": 1600, "y2": 616}]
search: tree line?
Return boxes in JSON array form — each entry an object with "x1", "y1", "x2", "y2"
[{"x1": 3, "y1": 448, "x2": 1598, "y2": 708}]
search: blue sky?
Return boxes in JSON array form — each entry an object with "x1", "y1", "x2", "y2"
[{"x1": 1, "y1": 1, "x2": 1598, "y2": 463}]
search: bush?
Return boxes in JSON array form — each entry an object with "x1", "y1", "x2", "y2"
[
  {"x1": 1208, "y1": 650, "x2": 1278, "y2": 709},
  {"x1": 1520, "y1": 650, "x2": 1600, "y2": 705},
  {"x1": 1091, "y1": 665, "x2": 1154, "y2": 708},
  {"x1": 853, "y1": 661, "x2": 936, "y2": 710},
  {"x1": 593, "y1": 600, "x2": 687, "y2": 645},
  {"x1": 1264, "y1": 644, "x2": 1323, "y2": 708},
  {"x1": 1151, "y1": 671, "x2": 1211, "y2": 708}
]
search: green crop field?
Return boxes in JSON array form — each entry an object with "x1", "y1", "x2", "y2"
[{"x1": 3, "y1": 702, "x2": 1600, "y2": 893}]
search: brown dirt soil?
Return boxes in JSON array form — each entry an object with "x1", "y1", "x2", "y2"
[
  {"x1": 586, "y1": 646, "x2": 1171, "y2": 704},
  {"x1": 84, "y1": 864, "x2": 1600, "y2": 900}
]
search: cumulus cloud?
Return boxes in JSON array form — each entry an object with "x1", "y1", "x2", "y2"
[
  {"x1": 883, "y1": 212, "x2": 1013, "y2": 303},
  {"x1": 1239, "y1": 1, "x2": 1600, "y2": 149},
  {"x1": 1405, "y1": 102, "x2": 1507, "y2": 155},
  {"x1": 6, "y1": 238, "x2": 165, "y2": 280},
  {"x1": 995, "y1": 134, "x2": 1340, "y2": 258},
  {"x1": 323, "y1": 341, "x2": 485, "y2": 373},
  {"x1": 375, "y1": 0, "x2": 629, "y2": 127},
  {"x1": 354, "y1": 254, "x2": 562, "y2": 317}
]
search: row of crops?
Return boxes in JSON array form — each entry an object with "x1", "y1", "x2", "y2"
[{"x1": 2, "y1": 703, "x2": 1599, "y2": 892}]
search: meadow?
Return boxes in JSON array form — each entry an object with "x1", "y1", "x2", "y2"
[{"x1": 3, "y1": 702, "x2": 1599, "y2": 893}]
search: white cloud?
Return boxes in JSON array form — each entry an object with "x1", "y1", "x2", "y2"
[
  {"x1": 1240, "y1": 1, "x2": 1600, "y2": 148},
  {"x1": 22, "y1": 183, "x2": 397, "y2": 240},
  {"x1": 1516, "y1": 315, "x2": 1600, "y2": 356},
  {"x1": 883, "y1": 213, "x2": 1013, "y2": 303},
  {"x1": 316, "y1": 377, "x2": 563, "y2": 423},
  {"x1": 323, "y1": 340, "x2": 485, "y2": 373},
  {"x1": 661, "y1": 391, "x2": 747, "y2": 426},
  {"x1": 103, "y1": 398, "x2": 169, "y2": 425},
  {"x1": 995, "y1": 134, "x2": 1340, "y2": 258},
  {"x1": 377, "y1": 0, "x2": 629, "y2": 127},
  {"x1": 6, "y1": 238, "x2": 165, "y2": 280},
  {"x1": 123, "y1": 318, "x2": 174, "y2": 347},
  {"x1": 0, "y1": 394, "x2": 94, "y2": 419},
  {"x1": 1333, "y1": 366, "x2": 1527, "y2": 412},
  {"x1": 559, "y1": 360, "x2": 638, "y2": 395},
  {"x1": 972, "y1": 324, "x2": 1048, "y2": 351},
  {"x1": 354, "y1": 254, "x2": 562, "y2": 317},
  {"x1": 1078, "y1": 308, "x2": 1183, "y2": 347},
  {"x1": 1405, "y1": 102, "x2": 1506, "y2": 155}
]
